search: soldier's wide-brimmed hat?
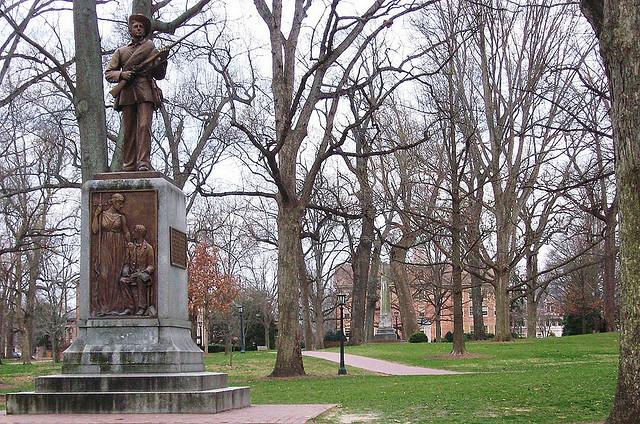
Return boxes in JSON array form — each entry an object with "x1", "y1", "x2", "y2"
[{"x1": 128, "y1": 14, "x2": 152, "y2": 37}]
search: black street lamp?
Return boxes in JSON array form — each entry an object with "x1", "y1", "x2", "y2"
[
  {"x1": 394, "y1": 311, "x2": 400, "y2": 339},
  {"x1": 337, "y1": 293, "x2": 347, "y2": 375},
  {"x1": 238, "y1": 304, "x2": 245, "y2": 354}
]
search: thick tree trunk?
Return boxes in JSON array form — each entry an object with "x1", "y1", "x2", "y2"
[
  {"x1": 451, "y1": 190, "x2": 467, "y2": 354},
  {"x1": 73, "y1": 0, "x2": 108, "y2": 181},
  {"x1": 390, "y1": 239, "x2": 419, "y2": 339},
  {"x1": 527, "y1": 291, "x2": 538, "y2": 339},
  {"x1": 264, "y1": 317, "x2": 271, "y2": 350},
  {"x1": 5, "y1": 308, "x2": 15, "y2": 359},
  {"x1": 581, "y1": 2, "x2": 640, "y2": 421},
  {"x1": 350, "y1": 217, "x2": 374, "y2": 345},
  {"x1": 22, "y1": 254, "x2": 39, "y2": 365},
  {"x1": 526, "y1": 250, "x2": 539, "y2": 338},
  {"x1": 435, "y1": 312, "x2": 442, "y2": 342},
  {"x1": 312, "y1": 248, "x2": 326, "y2": 350},
  {"x1": 493, "y1": 215, "x2": 513, "y2": 341},
  {"x1": 364, "y1": 240, "x2": 382, "y2": 343},
  {"x1": 313, "y1": 296, "x2": 325, "y2": 350},
  {"x1": 350, "y1": 145, "x2": 375, "y2": 345},
  {"x1": 494, "y1": 271, "x2": 512, "y2": 341},
  {"x1": 297, "y1": 239, "x2": 315, "y2": 350},
  {"x1": 471, "y1": 283, "x2": 485, "y2": 339},
  {"x1": 468, "y1": 149, "x2": 486, "y2": 341},
  {"x1": 270, "y1": 201, "x2": 305, "y2": 377},
  {"x1": 602, "y1": 207, "x2": 618, "y2": 332}
]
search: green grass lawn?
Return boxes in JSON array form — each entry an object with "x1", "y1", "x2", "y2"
[{"x1": 1, "y1": 333, "x2": 618, "y2": 423}]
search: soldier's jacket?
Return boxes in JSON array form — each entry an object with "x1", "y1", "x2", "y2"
[
  {"x1": 105, "y1": 39, "x2": 167, "y2": 111},
  {"x1": 125, "y1": 239, "x2": 155, "y2": 277}
]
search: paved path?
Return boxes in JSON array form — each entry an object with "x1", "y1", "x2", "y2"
[
  {"x1": 0, "y1": 404, "x2": 337, "y2": 424},
  {"x1": 302, "y1": 351, "x2": 462, "y2": 375}
]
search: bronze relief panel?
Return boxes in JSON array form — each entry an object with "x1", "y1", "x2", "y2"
[{"x1": 90, "y1": 190, "x2": 158, "y2": 318}]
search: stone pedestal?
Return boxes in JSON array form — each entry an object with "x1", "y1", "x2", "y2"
[
  {"x1": 7, "y1": 373, "x2": 250, "y2": 414},
  {"x1": 7, "y1": 173, "x2": 250, "y2": 414}
]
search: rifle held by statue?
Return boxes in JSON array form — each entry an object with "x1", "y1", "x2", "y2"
[{"x1": 109, "y1": 22, "x2": 206, "y2": 98}]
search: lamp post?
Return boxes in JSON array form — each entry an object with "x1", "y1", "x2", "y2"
[
  {"x1": 238, "y1": 304, "x2": 245, "y2": 354},
  {"x1": 337, "y1": 293, "x2": 347, "y2": 375},
  {"x1": 394, "y1": 311, "x2": 400, "y2": 339}
]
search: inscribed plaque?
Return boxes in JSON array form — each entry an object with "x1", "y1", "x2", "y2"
[{"x1": 170, "y1": 227, "x2": 187, "y2": 269}]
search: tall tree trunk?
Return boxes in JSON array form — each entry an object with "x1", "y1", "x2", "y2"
[
  {"x1": 264, "y1": 317, "x2": 271, "y2": 350},
  {"x1": 349, "y1": 138, "x2": 375, "y2": 345},
  {"x1": 312, "y1": 243, "x2": 326, "y2": 350},
  {"x1": 132, "y1": 0, "x2": 153, "y2": 17},
  {"x1": 364, "y1": 240, "x2": 382, "y2": 343},
  {"x1": 73, "y1": 0, "x2": 108, "y2": 181},
  {"x1": 5, "y1": 304, "x2": 15, "y2": 359},
  {"x1": 527, "y1": 291, "x2": 539, "y2": 339},
  {"x1": 434, "y1": 307, "x2": 442, "y2": 342},
  {"x1": 390, "y1": 238, "x2": 419, "y2": 339},
  {"x1": 297, "y1": 239, "x2": 314, "y2": 350},
  {"x1": 350, "y1": 247, "x2": 370, "y2": 345},
  {"x1": 493, "y1": 211, "x2": 513, "y2": 341},
  {"x1": 14, "y1": 254, "x2": 30, "y2": 364},
  {"x1": 602, "y1": 205, "x2": 618, "y2": 332},
  {"x1": 471, "y1": 283, "x2": 485, "y2": 339},
  {"x1": 313, "y1": 294, "x2": 325, "y2": 350},
  {"x1": 581, "y1": 2, "x2": 640, "y2": 421},
  {"x1": 468, "y1": 174, "x2": 486, "y2": 340},
  {"x1": 451, "y1": 191, "x2": 466, "y2": 355},
  {"x1": 494, "y1": 270, "x2": 512, "y2": 341},
  {"x1": 22, "y1": 248, "x2": 40, "y2": 365},
  {"x1": 270, "y1": 200, "x2": 305, "y2": 377},
  {"x1": 526, "y1": 250, "x2": 539, "y2": 338}
]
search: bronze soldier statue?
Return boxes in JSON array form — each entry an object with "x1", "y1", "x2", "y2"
[{"x1": 105, "y1": 14, "x2": 168, "y2": 172}]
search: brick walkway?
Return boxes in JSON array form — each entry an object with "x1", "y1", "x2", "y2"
[
  {"x1": 0, "y1": 404, "x2": 337, "y2": 424},
  {"x1": 302, "y1": 351, "x2": 462, "y2": 375}
]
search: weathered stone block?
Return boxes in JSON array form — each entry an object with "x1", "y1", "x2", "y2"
[{"x1": 7, "y1": 386, "x2": 250, "y2": 414}]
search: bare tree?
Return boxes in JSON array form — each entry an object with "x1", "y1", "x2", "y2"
[
  {"x1": 229, "y1": 0, "x2": 429, "y2": 376},
  {"x1": 467, "y1": 1, "x2": 588, "y2": 340}
]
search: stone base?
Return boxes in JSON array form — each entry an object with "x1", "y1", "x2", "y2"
[
  {"x1": 62, "y1": 318, "x2": 204, "y2": 374},
  {"x1": 6, "y1": 373, "x2": 250, "y2": 414},
  {"x1": 374, "y1": 327, "x2": 397, "y2": 341}
]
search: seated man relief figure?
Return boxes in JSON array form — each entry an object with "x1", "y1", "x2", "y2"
[{"x1": 120, "y1": 224, "x2": 157, "y2": 316}]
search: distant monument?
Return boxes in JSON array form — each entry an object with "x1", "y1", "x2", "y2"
[
  {"x1": 7, "y1": 14, "x2": 250, "y2": 415},
  {"x1": 375, "y1": 265, "x2": 397, "y2": 341}
]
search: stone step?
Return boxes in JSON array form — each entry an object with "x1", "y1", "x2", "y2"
[
  {"x1": 7, "y1": 386, "x2": 250, "y2": 414},
  {"x1": 34, "y1": 372, "x2": 228, "y2": 393}
]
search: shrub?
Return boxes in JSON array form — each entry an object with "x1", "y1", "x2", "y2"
[
  {"x1": 444, "y1": 331, "x2": 454, "y2": 342},
  {"x1": 408, "y1": 332, "x2": 429, "y2": 343},
  {"x1": 206, "y1": 344, "x2": 251, "y2": 353}
]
